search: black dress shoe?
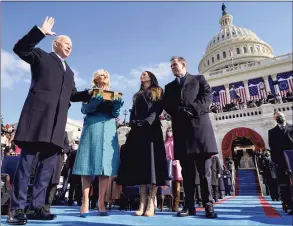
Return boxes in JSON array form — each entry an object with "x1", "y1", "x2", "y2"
[
  {"x1": 26, "y1": 208, "x2": 56, "y2": 220},
  {"x1": 7, "y1": 209, "x2": 27, "y2": 225},
  {"x1": 205, "y1": 204, "x2": 218, "y2": 219},
  {"x1": 177, "y1": 208, "x2": 196, "y2": 217}
]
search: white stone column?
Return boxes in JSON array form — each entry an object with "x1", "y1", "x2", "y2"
[
  {"x1": 263, "y1": 75, "x2": 271, "y2": 94},
  {"x1": 243, "y1": 80, "x2": 250, "y2": 102},
  {"x1": 224, "y1": 84, "x2": 231, "y2": 103}
]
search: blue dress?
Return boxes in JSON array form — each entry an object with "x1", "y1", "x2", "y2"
[{"x1": 73, "y1": 100, "x2": 120, "y2": 176}]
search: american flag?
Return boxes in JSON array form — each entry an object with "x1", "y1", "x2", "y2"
[
  {"x1": 229, "y1": 81, "x2": 247, "y2": 103},
  {"x1": 277, "y1": 71, "x2": 293, "y2": 96},
  {"x1": 212, "y1": 85, "x2": 227, "y2": 110},
  {"x1": 248, "y1": 77, "x2": 267, "y2": 100}
]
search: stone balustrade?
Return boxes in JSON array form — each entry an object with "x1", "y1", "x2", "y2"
[
  {"x1": 212, "y1": 102, "x2": 293, "y2": 124},
  {"x1": 208, "y1": 53, "x2": 292, "y2": 77}
]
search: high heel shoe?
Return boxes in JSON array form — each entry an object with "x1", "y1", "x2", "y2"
[
  {"x1": 97, "y1": 201, "x2": 108, "y2": 216},
  {"x1": 79, "y1": 212, "x2": 89, "y2": 218},
  {"x1": 98, "y1": 212, "x2": 109, "y2": 216}
]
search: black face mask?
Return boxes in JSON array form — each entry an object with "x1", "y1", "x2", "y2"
[{"x1": 276, "y1": 115, "x2": 285, "y2": 124}]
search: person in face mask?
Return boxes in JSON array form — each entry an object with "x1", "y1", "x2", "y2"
[
  {"x1": 268, "y1": 111, "x2": 293, "y2": 214},
  {"x1": 164, "y1": 127, "x2": 183, "y2": 212}
]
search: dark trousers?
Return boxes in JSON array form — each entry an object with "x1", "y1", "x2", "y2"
[
  {"x1": 212, "y1": 185, "x2": 218, "y2": 200},
  {"x1": 44, "y1": 184, "x2": 57, "y2": 210},
  {"x1": 180, "y1": 155, "x2": 213, "y2": 209},
  {"x1": 90, "y1": 176, "x2": 99, "y2": 209},
  {"x1": 11, "y1": 148, "x2": 58, "y2": 210},
  {"x1": 68, "y1": 176, "x2": 82, "y2": 205},
  {"x1": 268, "y1": 178, "x2": 279, "y2": 200},
  {"x1": 225, "y1": 185, "x2": 231, "y2": 196},
  {"x1": 195, "y1": 185, "x2": 202, "y2": 203}
]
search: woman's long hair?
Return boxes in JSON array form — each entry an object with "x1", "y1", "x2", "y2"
[{"x1": 134, "y1": 71, "x2": 162, "y2": 102}]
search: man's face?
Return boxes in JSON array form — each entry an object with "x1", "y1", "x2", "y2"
[
  {"x1": 54, "y1": 36, "x2": 72, "y2": 59},
  {"x1": 274, "y1": 112, "x2": 286, "y2": 124},
  {"x1": 170, "y1": 59, "x2": 186, "y2": 76}
]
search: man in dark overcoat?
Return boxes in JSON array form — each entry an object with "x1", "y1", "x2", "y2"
[
  {"x1": 268, "y1": 111, "x2": 293, "y2": 215},
  {"x1": 7, "y1": 17, "x2": 91, "y2": 225},
  {"x1": 163, "y1": 56, "x2": 218, "y2": 218},
  {"x1": 211, "y1": 155, "x2": 222, "y2": 202}
]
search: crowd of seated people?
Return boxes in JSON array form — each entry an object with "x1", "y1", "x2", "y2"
[
  {"x1": 1, "y1": 124, "x2": 21, "y2": 158},
  {"x1": 210, "y1": 91, "x2": 293, "y2": 113}
]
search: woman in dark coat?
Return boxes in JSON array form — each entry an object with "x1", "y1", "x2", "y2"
[{"x1": 116, "y1": 71, "x2": 169, "y2": 217}]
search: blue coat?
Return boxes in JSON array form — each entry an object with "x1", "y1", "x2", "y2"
[{"x1": 73, "y1": 100, "x2": 120, "y2": 176}]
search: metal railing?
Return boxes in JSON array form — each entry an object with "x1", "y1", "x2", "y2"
[{"x1": 254, "y1": 155, "x2": 264, "y2": 196}]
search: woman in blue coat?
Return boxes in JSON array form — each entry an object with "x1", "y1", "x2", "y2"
[{"x1": 72, "y1": 69, "x2": 124, "y2": 217}]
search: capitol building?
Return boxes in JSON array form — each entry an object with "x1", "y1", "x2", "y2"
[{"x1": 65, "y1": 5, "x2": 292, "y2": 165}]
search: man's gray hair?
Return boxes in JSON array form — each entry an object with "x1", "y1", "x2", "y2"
[{"x1": 52, "y1": 35, "x2": 71, "y2": 52}]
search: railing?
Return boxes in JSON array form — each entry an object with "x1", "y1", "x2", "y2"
[
  {"x1": 213, "y1": 102, "x2": 293, "y2": 123},
  {"x1": 254, "y1": 155, "x2": 264, "y2": 196},
  {"x1": 208, "y1": 52, "x2": 292, "y2": 77}
]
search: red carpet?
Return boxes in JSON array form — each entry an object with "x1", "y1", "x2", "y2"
[{"x1": 258, "y1": 196, "x2": 281, "y2": 218}]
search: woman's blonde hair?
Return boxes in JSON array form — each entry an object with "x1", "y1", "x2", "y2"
[{"x1": 90, "y1": 69, "x2": 110, "y2": 90}]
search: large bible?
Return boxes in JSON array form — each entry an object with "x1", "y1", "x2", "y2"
[{"x1": 92, "y1": 88, "x2": 123, "y2": 101}]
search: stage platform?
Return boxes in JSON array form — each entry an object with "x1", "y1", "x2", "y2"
[{"x1": 1, "y1": 196, "x2": 292, "y2": 226}]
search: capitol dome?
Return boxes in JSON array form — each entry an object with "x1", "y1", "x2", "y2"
[{"x1": 198, "y1": 4, "x2": 274, "y2": 74}]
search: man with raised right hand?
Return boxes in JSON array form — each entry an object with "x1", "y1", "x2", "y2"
[{"x1": 7, "y1": 17, "x2": 92, "y2": 225}]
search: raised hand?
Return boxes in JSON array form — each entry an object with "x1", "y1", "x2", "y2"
[{"x1": 40, "y1": 17, "x2": 56, "y2": 36}]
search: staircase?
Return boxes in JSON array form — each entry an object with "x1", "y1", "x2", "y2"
[{"x1": 236, "y1": 169, "x2": 260, "y2": 196}]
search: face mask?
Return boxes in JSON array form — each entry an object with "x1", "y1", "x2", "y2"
[
  {"x1": 276, "y1": 115, "x2": 285, "y2": 124},
  {"x1": 167, "y1": 132, "x2": 173, "y2": 137}
]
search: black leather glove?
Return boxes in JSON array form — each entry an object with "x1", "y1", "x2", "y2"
[
  {"x1": 177, "y1": 106, "x2": 194, "y2": 118},
  {"x1": 130, "y1": 120, "x2": 150, "y2": 128},
  {"x1": 130, "y1": 120, "x2": 138, "y2": 129}
]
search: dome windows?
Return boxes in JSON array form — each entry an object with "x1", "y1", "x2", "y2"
[
  {"x1": 223, "y1": 51, "x2": 227, "y2": 58},
  {"x1": 243, "y1": 47, "x2": 247, "y2": 53},
  {"x1": 236, "y1": 48, "x2": 240, "y2": 54}
]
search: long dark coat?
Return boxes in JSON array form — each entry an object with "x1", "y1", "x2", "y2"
[
  {"x1": 223, "y1": 169, "x2": 232, "y2": 186},
  {"x1": 163, "y1": 73, "x2": 218, "y2": 160},
  {"x1": 13, "y1": 26, "x2": 91, "y2": 150},
  {"x1": 211, "y1": 155, "x2": 222, "y2": 186},
  {"x1": 116, "y1": 88, "x2": 169, "y2": 186},
  {"x1": 268, "y1": 123, "x2": 293, "y2": 184}
]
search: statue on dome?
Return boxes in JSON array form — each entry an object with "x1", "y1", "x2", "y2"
[{"x1": 222, "y1": 3, "x2": 227, "y2": 16}]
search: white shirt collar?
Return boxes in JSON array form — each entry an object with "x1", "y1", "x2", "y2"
[
  {"x1": 278, "y1": 122, "x2": 286, "y2": 128},
  {"x1": 54, "y1": 52, "x2": 65, "y2": 62}
]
